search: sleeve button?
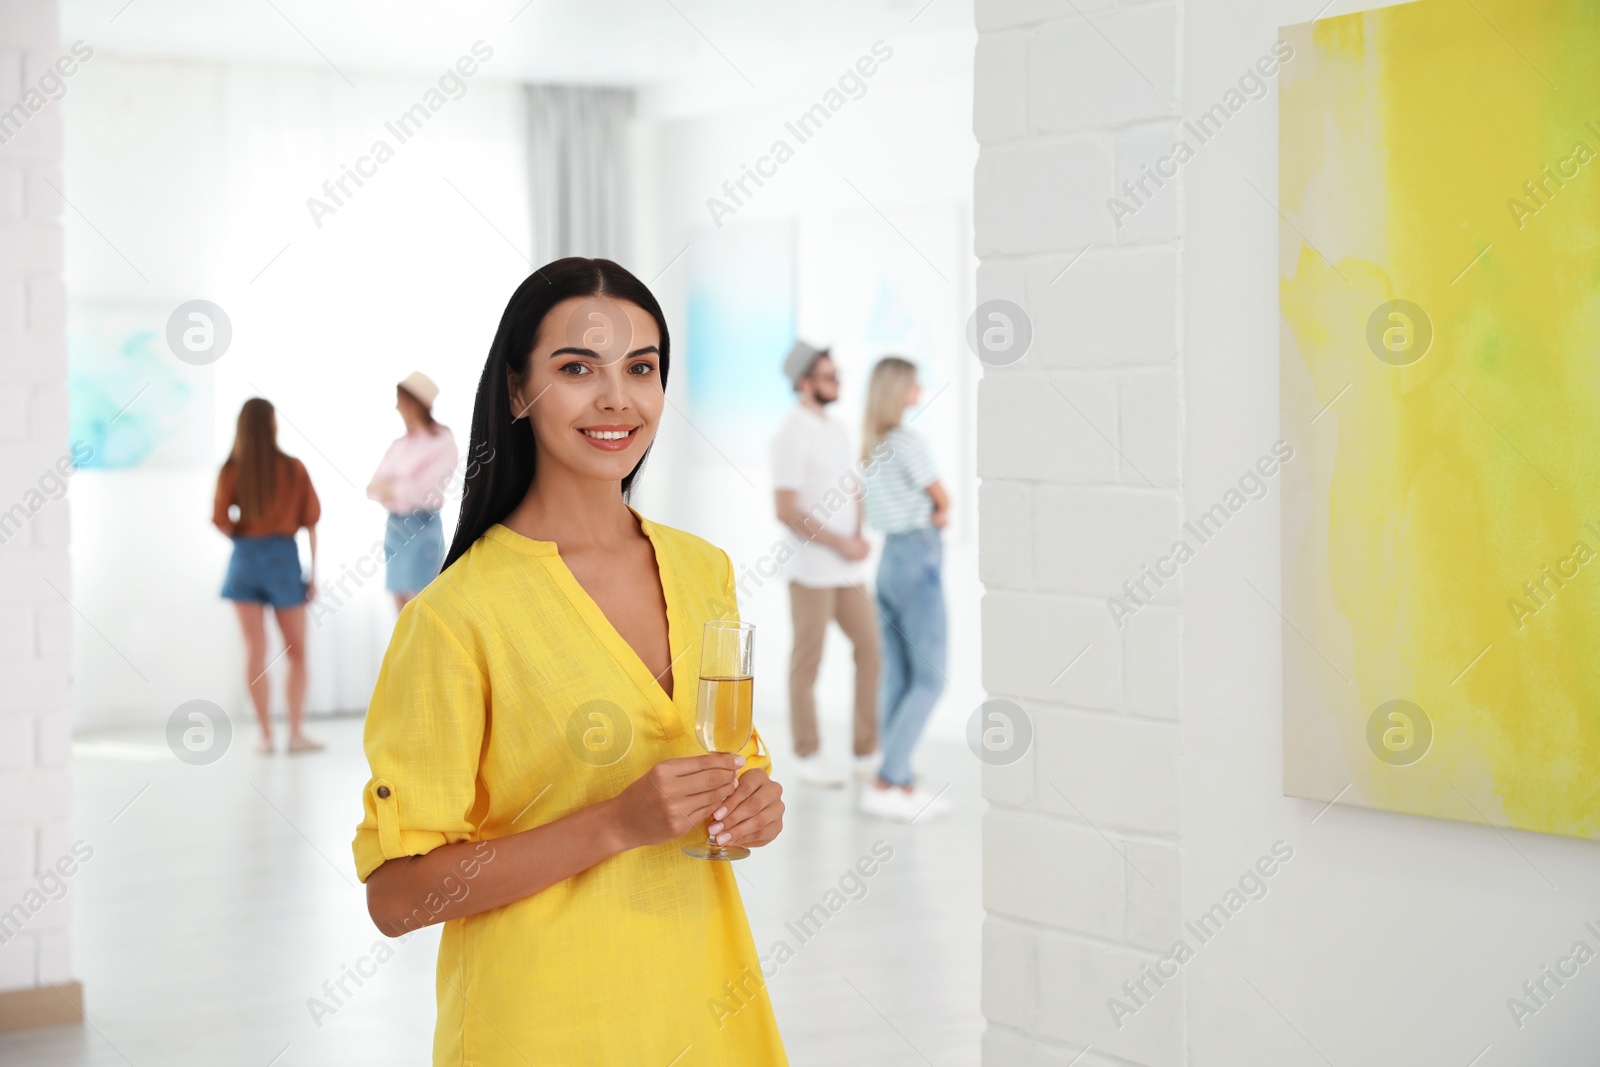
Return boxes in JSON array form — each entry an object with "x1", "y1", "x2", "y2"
[{"x1": 376, "y1": 785, "x2": 391, "y2": 799}]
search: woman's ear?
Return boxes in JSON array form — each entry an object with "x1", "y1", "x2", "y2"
[{"x1": 507, "y1": 371, "x2": 524, "y2": 420}]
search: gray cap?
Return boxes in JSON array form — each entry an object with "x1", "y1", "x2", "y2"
[{"x1": 782, "y1": 340, "x2": 829, "y2": 388}]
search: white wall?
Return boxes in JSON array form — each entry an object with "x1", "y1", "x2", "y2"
[
  {"x1": 45, "y1": 5, "x2": 987, "y2": 772},
  {"x1": 0, "y1": 0, "x2": 77, "y2": 1001},
  {"x1": 630, "y1": 55, "x2": 983, "y2": 747},
  {"x1": 61, "y1": 52, "x2": 529, "y2": 729},
  {"x1": 62, "y1": 38, "x2": 986, "y2": 754},
  {"x1": 975, "y1": 0, "x2": 1600, "y2": 1064}
]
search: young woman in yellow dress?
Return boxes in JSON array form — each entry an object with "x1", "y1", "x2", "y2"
[{"x1": 352, "y1": 258, "x2": 789, "y2": 1065}]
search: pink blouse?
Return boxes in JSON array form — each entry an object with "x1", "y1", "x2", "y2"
[{"x1": 368, "y1": 426, "x2": 459, "y2": 515}]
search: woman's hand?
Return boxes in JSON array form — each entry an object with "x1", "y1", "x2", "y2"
[
  {"x1": 707, "y1": 767, "x2": 784, "y2": 849},
  {"x1": 839, "y1": 535, "x2": 871, "y2": 562},
  {"x1": 609, "y1": 753, "x2": 742, "y2": 850}
]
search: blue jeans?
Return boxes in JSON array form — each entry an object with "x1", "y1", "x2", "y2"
[{"x1": 875, "y1": 527, "x2": 947, "y2": 787}]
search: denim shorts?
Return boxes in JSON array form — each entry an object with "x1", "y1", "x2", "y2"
[
  {"x1": 383, "y1": 509, "x2": 445, "y2": 594},
  {"x1": 221, "y1": 535, "x2": 307, "y2": 609}
]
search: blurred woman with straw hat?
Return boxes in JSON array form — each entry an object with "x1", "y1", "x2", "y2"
[{"x1": 367, "y1": 371, "x2": 459, "y2": 610}]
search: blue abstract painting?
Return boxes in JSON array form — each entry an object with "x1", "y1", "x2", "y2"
[
  {"x1": 685, "y1": 220, "x2": 796, "y2": 436},
  {"x1": 68, "y1": 301, "x2": 213, "y2": 468}
]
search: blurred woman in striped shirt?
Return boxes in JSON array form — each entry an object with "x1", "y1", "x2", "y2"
[{"x1": 858, "y1": 356, "x2": 952, "y2": 822}]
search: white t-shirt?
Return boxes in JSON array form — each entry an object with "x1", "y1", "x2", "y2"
[{"x1": 769, "y1": 403, "x2": 869, "y2": 588}]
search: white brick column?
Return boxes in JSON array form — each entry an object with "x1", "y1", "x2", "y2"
[
  {"x1": 0, "y1": 0, "x2": 83, "y2": 1031},
  {"x1": 975, "y1": 1, "x2": 1183, "y2": 1063}
]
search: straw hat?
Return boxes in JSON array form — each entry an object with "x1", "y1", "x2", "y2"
[{"x1": 397, "y1": 371, "x2": 439, "y2": 408}]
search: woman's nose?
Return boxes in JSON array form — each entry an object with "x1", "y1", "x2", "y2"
[{"x1": 596, "y1": 369, "x2": 629, "y2": 410}]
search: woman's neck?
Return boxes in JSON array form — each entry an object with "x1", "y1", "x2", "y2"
[{"x1": 504, "y1": 465, "x2": 637, "y2": 550}]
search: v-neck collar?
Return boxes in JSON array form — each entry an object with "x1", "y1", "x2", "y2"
[{"x1": 486, "y1": 506, "x2": 687, "y2": 739}]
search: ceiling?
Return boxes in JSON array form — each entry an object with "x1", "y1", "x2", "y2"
[{"x1": 61, "y1": 0, "x2": 975, "y2": 113}]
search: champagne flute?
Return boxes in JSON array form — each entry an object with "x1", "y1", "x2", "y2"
[{"x1": 683, "y1": 619, "x2": 755, "y2": 861}]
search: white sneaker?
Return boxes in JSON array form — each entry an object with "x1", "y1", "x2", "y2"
[
  {"x1": 904, "y1": 785, "x2": 953, "y2": 821},
  {"x1": 794, "y1": 754, "x2": 845, "y2": 788},
  {"x1": 853, "y1": 752, "x2": 880, "y2": 782},
  {"x1": 858, "y1": 785, "x2": 911, "y2": 821},
  {"x1": 858, "y1": 783, "x2": 952, "y2": 822}
]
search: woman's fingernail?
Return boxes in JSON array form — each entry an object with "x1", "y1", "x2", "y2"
[
  {"x1": 717, "y1": 832, "x2": 732, "y2": 844},
  {"x1": 708, "y1": 822, "x2": 723, "y2": 834},
  {"x1": 734, "y1": 755, "x2": 746, "y2": 766},
  {"x1": 713, "y1": 807, "x2": 728, "y2": 820}
]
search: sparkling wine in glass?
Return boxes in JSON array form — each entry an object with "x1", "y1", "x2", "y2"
[{"x1": 683, "y1": 620, "x2": 754, "y2": 861}]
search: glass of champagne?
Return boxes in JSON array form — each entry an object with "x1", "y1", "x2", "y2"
[{"x1": 682, "y1": 619, "x2": 755, "y2": 861}]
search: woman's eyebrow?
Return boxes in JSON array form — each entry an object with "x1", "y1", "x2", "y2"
[{"x1": 547, "y1": 345, "x2": 661, "y2": 359}]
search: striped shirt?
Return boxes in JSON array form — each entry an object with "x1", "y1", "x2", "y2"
[{"x1": 863, "y1": 426, "x2": 938, "y2": 534}]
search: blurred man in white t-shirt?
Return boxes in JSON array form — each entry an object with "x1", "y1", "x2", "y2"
[{"x1": 769, "y1": 340, "x2": 881, "y2": 788}]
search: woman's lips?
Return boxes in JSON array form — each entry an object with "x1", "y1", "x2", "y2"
[{"x1": 578, "y1": 426, "x2": 638, "y2": 452}]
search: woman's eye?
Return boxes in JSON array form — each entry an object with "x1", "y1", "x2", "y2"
[
  {"x1": 559, "y1": 362, "x2": 591, "y2": 377},
  {"x1": 630, "y1": 362, "x2": 656, "y2": 376}
]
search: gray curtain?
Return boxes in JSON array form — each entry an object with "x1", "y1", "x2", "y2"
[{"x1": 525, "y1": 85, "x2": 634, "y2": 266}]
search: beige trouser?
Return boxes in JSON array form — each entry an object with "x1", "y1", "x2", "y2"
[{"x1": 787, "y1": 581, "x2": 880, "y2": 759}]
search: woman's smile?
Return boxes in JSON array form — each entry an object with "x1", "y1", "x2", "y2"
[{"x1": 578, "y1": 423, "x2": 640, "y2": 450}]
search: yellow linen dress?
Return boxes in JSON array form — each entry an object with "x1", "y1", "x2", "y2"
[{"x1": 351, "y1": 507, "x2": 789, "y2": 1066}]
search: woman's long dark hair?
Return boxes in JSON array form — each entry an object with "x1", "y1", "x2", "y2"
[
  {"x1": 443, "y1": 258, "x2": 670, "y2": 571},
  {"x1": 225, "y1": 397, "x2": 287, "y2": 525}
]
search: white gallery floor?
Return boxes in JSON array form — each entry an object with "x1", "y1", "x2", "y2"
[{"x1": 0, "y1": 716, "x2": 981, "y2": 1066}]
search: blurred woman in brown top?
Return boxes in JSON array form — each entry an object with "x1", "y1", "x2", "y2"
[{"x1": 213, "y1": 397, "x2": 324, "y2": 755}]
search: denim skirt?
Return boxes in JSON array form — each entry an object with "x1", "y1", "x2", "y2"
[
  {"x1": 221, "y1": 535, "x2": 307, "y2": 609},
  {"x1": 383, "y1": 509, "x2": 445, "y2": 594}
]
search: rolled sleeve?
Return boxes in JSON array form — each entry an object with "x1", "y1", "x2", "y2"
[
  {"x1": 738, "y1": 726, "x2": 772, "y2": 781},
  {"x1": 352, "y1": 598, "x2": 487, "y2": 883}
]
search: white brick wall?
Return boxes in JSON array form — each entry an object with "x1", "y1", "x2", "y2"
[
  {"x1": 975, "y1": 0, "x2": 1183, "y2": 1062},
  {"x1": 981, "y1": 1, "x2": 1600, "y2": 1062},
  {"x1": 0, "y1": 0, "x2": 76, "y2": 999}
]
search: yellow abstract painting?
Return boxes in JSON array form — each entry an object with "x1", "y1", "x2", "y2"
[{"x1": 1280, "y1": 0, "x2": 1600, "y2": 839}]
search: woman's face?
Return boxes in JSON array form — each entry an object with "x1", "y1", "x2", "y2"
[
  {"x1": 396, "y1": 389, "x2": 421, "y2": 422},
  {"x1": 510, "y1": 295, "x2": 663, "y2": 483}
]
